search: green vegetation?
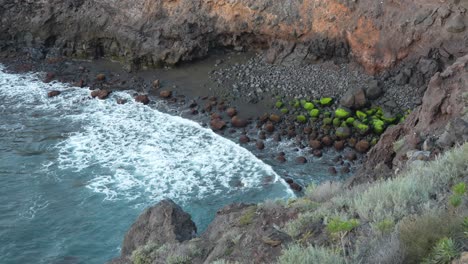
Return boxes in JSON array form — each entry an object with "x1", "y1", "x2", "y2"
[
  {"x1": 275, "y1": 101, "x2": 284, "y2": 108},
  {"x1": 303, "y1": 102, "x2": 315, "y2": 110},
  {"x1": 279, "y1": 245, "x2": 345, "y2": 264},
  {"x1": 422, "y1": 238, "x2": 460, "y2": 264},
  {"x1": 296, "y1": 115, "x2": 307, "y2": 123},
  {"x1": 166, "y1": 255, "x2": 191, "y2": 264},
  {"x1": 239, "y1": 206, "x2": 256, "y2": 226},
  {"x1": 320, "y1": 97, "x2": 333, "y2": 106},
  {"x1": 280, "y1": 108, "x2": 289, "y2": 114},
  {"x1": 309, "y1": 109, "x2": 320, "y2": 117},
  {"x1": 335, "y1": 108, "x2": 351, "y2": 119}
]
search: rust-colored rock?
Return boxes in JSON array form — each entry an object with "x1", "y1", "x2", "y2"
[
  {"x1": 269, "y1": 114, "x2": 281, "y2": 123},
  {"x1": 91, "y1": 89, "x2": 111, "y2": 100},
  {"x1": 355, "y1": 140, "x2": 370, "y2": 153},
  {"x1": 309, "y1": 140, "x2": 322, "y2": 150},
  {"x1": 231, "y1": 116, "x2": 248, "y2": 128},
  {"x1": 96, "y1": 74, "x2": 106, "y2": 81},
  {"x1": 210, "y1": 119, "x2": 226, "y2": 131},
  {"x1": 226, "y1": 107, "x2": 237, "y2": 117},
  {"x1": 135, "y1": 95, "x2": 150, "y2": 105},
  {"x1": 47, "y1": 90, "x2": 61, "y2": 98},
  {"x1": 160, "y1": 90, "x2": 172, "y2": 98}
]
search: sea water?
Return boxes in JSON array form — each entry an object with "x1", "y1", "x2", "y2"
[{"x1": 0, "y1": 65, "x2": 293, "y2": 264}]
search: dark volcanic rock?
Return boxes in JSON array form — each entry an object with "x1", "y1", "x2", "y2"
[
  {"x1": 160, "y1": 90, "x2": 172, "y2": 98},
  {"x1": 120, "y1": 199, "x2": 196, "y2": 257},
  {"x1": 231, "y1": 116, "x2": 248, "y2": 128},
  {"x1": 210, "y1": 119, "x2": 226, "y2": 131}
]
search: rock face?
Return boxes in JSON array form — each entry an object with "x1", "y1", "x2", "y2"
[
  {"x1": 119, "y1": 199, "x2": 196, "y2": 258},
  {"x1": 1, "y1": 0, "x2": 466, "y2": 73},
  {"x1": 351, "y1": 55, "x2": 468, "y2": 185}
]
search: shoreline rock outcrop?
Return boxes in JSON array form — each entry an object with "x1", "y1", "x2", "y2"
[{"x1": 0, "y1": 0, "x2": 466, "y2": 74}]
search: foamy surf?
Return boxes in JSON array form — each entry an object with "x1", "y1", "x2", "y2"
[{"x1": 0, "y1": 65, "x2": 293, "y2": 204}]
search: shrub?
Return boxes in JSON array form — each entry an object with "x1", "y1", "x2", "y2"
[
  {"x1": 422, "y1": 238, "x2": 460, "y2": 264},
  {"x1": 275, "y1": 101, "x2": 284, "y2": 108},
  {"x1": 131, "y1": 243, "x2": 161, "y2": 264},
  {"x1": 309, "y1": 109, "x2": 320, "y2": 117},
  {"x1": 374, "y1": 219, "x2": 395, "y2": 234},
  {"x1": 166, "y1": 255, "x2": 191, "y2": 264},
  {"x1": 356, "y1": 110, "x2": 367, "y2": 120},
  {"x1": 346, "y1": 117, "x2": 355, "y2": 125},
  {"x1": 305, "y1": 181, "x2": 343, "y2": 203},
  {"x1": 280, "y1": 108, "x2": 289, "y2": 114},
  {"x1": 327, "y1": 218, "x2": 359, "y2": 234},
  {"x1": 323, "y1": 117, "x2": 332, "y2": 125},
  {"x1": 278, "y1": 244, "x2": 345, "y2": 264},
  {"x1": 453, "y1": 183, "x2": 466, "y2": 196},
  {"x1": 399, "y1": 212, "x2": 463, "y2": 264},
  {"x1": 238, "y1": 206, "x2": 256, "y2": 226}
]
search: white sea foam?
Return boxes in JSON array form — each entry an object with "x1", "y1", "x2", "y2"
[{"x1": 0, "y1": 65, "x2": 293, "y2": 203}]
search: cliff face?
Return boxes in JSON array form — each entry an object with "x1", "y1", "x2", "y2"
[{"x1": 1, "y1": 0, "x2": 466, "y2": 72}]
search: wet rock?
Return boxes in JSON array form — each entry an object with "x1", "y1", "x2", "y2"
[
  {"x1": 239, "y1": 135, "x2": 250, "y2": 144},
  {"x1": 321, "y1": 136, "x2": 333, "y2": 147},
  {"x1": 188, "y1": 101, "x2": 198, "y2": 108},
  {"x1": 276, "y1": 155, "x2": 286, "y2": 163},
  {"x1": 273, "y1": 133, "x2": 282, "y2": 142},
  {"x1": 160, "y1": 90, "x2": 172, "y2": 98},
  {"x1": 44, "y1": 72, "x2": 55, "y2": 83},
  {"x1": 313, "y1": 150, "x2": 323, "y2": 157},
  {"x1": 344, "y1": 151, "x2": 357, "y2": 161},
  {"x1": 309, "y1": 139, "x2": 322, "y2": 150},
  {"x1": 355, "y1": 140, "x2": 370, "y2": 153},
  {"x1": 226, "y1": 107, "x2": 237, "y2": 117},
  {"x1": 152, "y1": 79, "x2": 160, "y2": 89},
  {"x1": 258, "y1": 131, "x2": 266, "y2": 140},
  {"x1": 264, "y1": 122, "x2": 275, "y2": 133},
  {"x1": 328, "y1": 167, "x2": 337, "y2": 175},
  {"x1": 289, "y1": 182, "x2": 302, "y2": 192},
  {"x1": 348, "y1": 138, "x2": 357, "y2": 148},
  {"x1": 231, "y1": 116, "x2": 248, "y2": 128},
  {"x1": 446, "y1": 14, "x2": 465, "y2": 33},
  {"x1": 210, "y1": 119, "x2": 226, "y2": 131},
  {"x1": 134, "y1": 95, "x2": 150, "y2": 105},
  {"x1": 190, "y1": 109, "x2": 199, "y2": 115},
  {"x1": 75, "y1": 79, "x2": 85, "y2": 88},
  {"x1": 340, "y1": 166, "x2": 351, "y2": 174},
  {"x1": 256, "y1": 140, "x2": 265, "y2": 150},
  {"x1": 96, "y1": 73, "x2": 106, "y2": 81},
  {"x1": 336, "y1": 127, "x2": 351, "y2": 139},
  {"x1": 47, "y1": 90, "x2": 61, "y2": 97},
  {"x1": 269, "y1": 114, "x2": 281, "y2": 123},
  {"x1": 334, "y1": 141, "x2": 345, "y2": 151},
  {"x1": 116, "y1": 99, "x2": 127, "y2": 105},
  {"x1": 120, "y1": 199, "x2": 196, "y2": 257},
  {"x1": 295, "y1": 156, "x2": 307, "y2": 164},
  {"x1": 91, "y1": 89, "x2": 111, "y2": 100}
]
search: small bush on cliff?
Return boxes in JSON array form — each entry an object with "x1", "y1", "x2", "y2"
[
  {"x1": 238, "y1": 206, "x2": 256, "y2": 226},
  {"x1": 131, "y1": 243, "x2": 161, "y2": 264},
  {"x1": 166, "y1": 255, "x2": 191, "y2": 264},
  {"x1": 279, "y1": 244, "x2": 345, "y2": 264},
  {"x1": 422, "y1": 237, "x2": 460, "y2": 264}
]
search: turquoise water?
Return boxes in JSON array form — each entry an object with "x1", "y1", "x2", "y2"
[{"x1": 0, "y1": 66, "x2": 293, "y2": 264}]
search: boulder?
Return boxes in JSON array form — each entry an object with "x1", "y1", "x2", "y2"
[
  {"x1": 309, "y1": 139, "x2": 322, "y2": 150},
  {"x1": 340, "y1": 87, "x2": 367, "y2": 109},
  {"x1": 295, "y1": 156, "x2": 307, "y2": 164},
  {"x1": 44, "y1": 72, "x2": 55, "y2": 83},
  {"x1": 336, "y1": 127, "x2": 351, "y2": 139},
  {"x1": 334, "y1": 141, "x2": 345, "y2": 151},
  {"x1": 226, "y1": 107, "x2": 237, "y2": 117},
  {"x1": 355, "y1": 140, "x2": 370, "y2": 153},
  {"x1": 210, "y1": 119, "x2": 226, "y2": 130},
  {"x1": 256, "y1": 140, "x2": 265, "y2": 150},
  {"x1": 159, "y1": 90, "x2": 172, "y2": 98},
  {"x1": 120, "y1": 199, "x2": 196, "y2": 257},
  {"x1": 231, "y1": 116, "x2": 248, "y2": 128},
  {"x1": 134, "y1": 95, "x2": 150, "y2": 105},
  {"x1": 239, "y1": 135, "x2": 250, "y2": 144},
  {"x1": 152, "y1": 79, "x2": 160, "y2": 89},
  {"x1": 96, "y1": 73, "x2": 106, "y2": 81},
  {"x1": 321, "y1": 136, "x2": 333, "y2": 146},
  {"x1": 446, "y1": 14, "x2": 465, "y2": 33},
  {"x1": 264, "y1": 122, "x2": 275, "y2": 133},
  {"x1": 47, "y1": 90, "x2": 61, "y2": 97},
  {"x1": 91, "y1": 89, "x2": 110, "y2": 100},
  {"x1": 269, "y1": 114, "x2": 281, "y2": 123},
  {"x1": 366, "y1": 80, "x2": 383, "y2": 100}
]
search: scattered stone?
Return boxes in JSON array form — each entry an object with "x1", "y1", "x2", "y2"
[
  {"x1": 160, "y1": 90, "x2": 172, "y2": 98},
  {"x1": 269, "y1": 114, "x2": 281, "y2": 123},
  {"x1": 256, "y1": 140, "x2": 265, "y2": 150},
  {"x1": 336, "y1": 127, "x2": 351, "y2": 139},
  {"x1": 44, "y1": 72, "x2": 55, "y2": 83},
  {"x1": 239, "y1": 135, "x2": 250, "y2": 144},
  {"x1": 295, "y1": 156, "x2": 307, "y2": 164},
  {"x1": 47, "y1": 90, "x2": 61, "y2": 97},
  {"x1": 289, "y1": 182, "x2": 302, "y2": 192},
  {"x1": 355, "y1": 140, "x2": 370, "y2": 153},
  {"x1": 258, "y1": 131, "x2": 266, "y2": 140},
  {"x1": 340, "y1": 87, "x2": 367, "y2": 109},
  {"x1": 344, "y1": 151, "x2": 357, "y2": 161},
  {"x1": 135, "y1": 95, "x2": 150, "y2": 105},
  {"x1": 152, "y1": 79, "x2": 160, "y2": 89},
  {"x1": 309, "y1": 139, "x2": 322, "y2": 150},
  {"x1": 273, "y1": 133, "x2": 282, "y2": 142},
  {"x1": 276, "y1": 155, "x2": 286, "y2": 163},
  {"x1": 334, "y1": 141, "x2": 345, "y2": 151},
  {"x1": 226, "y1": 107, "x2": 237, "y2": 117},
  {"x1": 321, "y1": 136, "x2": 333, "y2": 146},
  {"x1": 117, "y1": 99, "x2": 127, "y2": 105},
  {"x1": 210, "y1": 119, "x2": 226, "y2": 130},
  {"x1": 96, "y1": 73, "x2": 106, "y2": 81},
  {"x1": 328, "y1": 167, "x2": 337, "y2": 175},
  {"x1": 313, "y1": 150, "x2": 322, "y2": 157},
  {"x1": 340, "y1": 166, "x2": 350, "y2": 174},
  {"x1": 264, "y1": 122, "x2": 275, "y2": 133},
  {"x1": 91, "y1": 89, "x2": 110, "y2": 100},
  {"x1": 231, "y1": 116, "x2": 248, "y2": 128}
]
